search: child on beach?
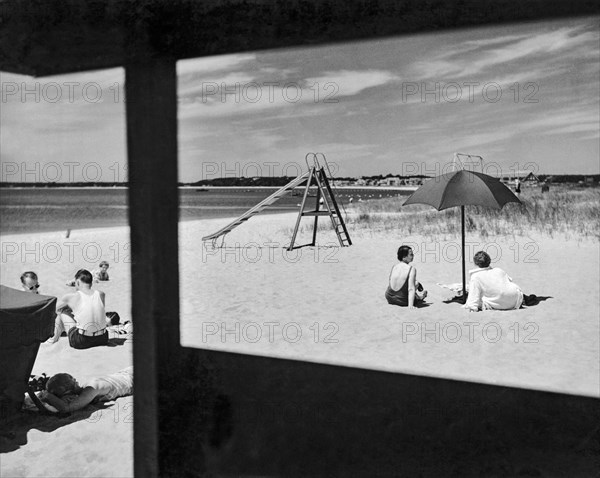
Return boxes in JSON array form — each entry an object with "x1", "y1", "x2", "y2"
[
  {"x1": 93, "y1": 261, "x2": 110, "y2": 282},
  {"x1": 65, "y1": 262, "x2": 110, "y2": 287},
  {"x1": 41, "y1": 366, "x2": 133, "y2": 413}
]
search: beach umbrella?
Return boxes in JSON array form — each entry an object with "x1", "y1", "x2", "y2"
[{"x1": 403, "y1": 170, "x2": 522, "y2": 301}]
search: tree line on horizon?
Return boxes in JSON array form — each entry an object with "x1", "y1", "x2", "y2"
[{"x1": 0, "y1": 174, "x2": 598, "y2": 188}]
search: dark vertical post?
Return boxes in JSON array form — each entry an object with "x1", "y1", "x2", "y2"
[
  {"x1": 125, "y1": 58, "x2": 180, "y2": 478},
  {"x1": 289, "y1": 169, "x2": 313, "y2": 250},
  {"x1": 461, "y1": 205, "x2": 466, "y2": 302},
  {"x1": 312, "y1": 187, "x2": 321, "y2": 246}
]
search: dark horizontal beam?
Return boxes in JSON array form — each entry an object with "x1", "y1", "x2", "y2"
[
  {"x1": 1, "y1": 0, "x2": 599, "y2": 76},
  {"x1": 302, "y1": 211, "x2": 335, "y2": 216}
]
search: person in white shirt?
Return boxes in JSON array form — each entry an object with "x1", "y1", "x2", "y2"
[
  {"x1": 48, "y1": 269, "x2": 109, "y2": 348},
  {"x1": 463, "y1": 251, "x2": 525, "y2": 312}
]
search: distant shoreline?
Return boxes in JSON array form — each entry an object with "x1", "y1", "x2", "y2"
[
  {"x1": 0, "y1": 185, "x2": 419, "y2": 191},
  {"x1": 1, "y1": 186, "x2": 413, "y2": 235}
]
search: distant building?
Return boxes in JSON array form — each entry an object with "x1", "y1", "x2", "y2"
[
  {"x1": 331, "y1": 180, "x2": 351, "y2": 187},
  {"x1": 381, "y1": 176, "x2": 402, "y2": 186},
  {"x1": 520, "y1": 172, "x2": 540, "y2": 185},
  {"x1": 500, "y1": 171, "x2": 540, "y2": 187},
  {"x1": 404, "y1": 177, "x2": 423, "y2": 186}
]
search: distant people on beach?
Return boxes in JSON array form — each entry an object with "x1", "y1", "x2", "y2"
[
  {"x1": 463, "y1": 251, "x2": 535, "y2": 312},
  {"x1": 20, "y1": 271, "x2": 40, "y2": 294},
  {"x1": 65, "y1": 261, "x2": 110, "y2": 286},
  {"x1": 50, "y1": 269, "x2": 109, "y2": 349},
  {"x1": 42, "y1": 366, "x2": 133, "y2": 413},
  {"x1": 515, "y1": 178, "x2": 521, "y2": 194},
  {"x1": 385, "y1": 245, "x2": 427, "y2": 309},
  {"x1": 93, "y1": 261, "x2": 110, "y2": 281}
]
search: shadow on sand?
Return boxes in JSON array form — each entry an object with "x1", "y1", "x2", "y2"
[
  {"x1": 107, "y1": 338, "x2": 128, "y2": 347},
  {"x1": 443, "y1": 294, "x2": 553, "y2": 307},
  {"x1": 0, "y1": 402, "x2": 114, "y2": 453}
]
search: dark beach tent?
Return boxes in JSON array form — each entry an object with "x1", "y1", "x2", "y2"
[{"x1": 0, "y1": 285, "x2": 57, "y2": 420}]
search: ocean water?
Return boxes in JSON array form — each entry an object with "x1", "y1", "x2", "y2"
[{"x1": 0, "y1": 187, "x2": 411, "y2": 235}]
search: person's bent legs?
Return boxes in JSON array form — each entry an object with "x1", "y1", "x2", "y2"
[{"x1": 47, "y1": 313, "x2": 77, "y2": 343}]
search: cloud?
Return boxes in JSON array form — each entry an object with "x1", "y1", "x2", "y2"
[
  {"x1": 304, "y1": 70, "x2": 397, "y2": 97},
  {"x1": 311, "y1": 142, "x2": 374, "y2": 157},
  {"x1": 461, "y1": 33, "x2": 533, "y2": 49},
  {"x1": 177, "y1": 54, "x2": 256, "y2": 77},
  {"x1": 389, "y1": 69, "x2": 549, "y2": 107},
  {"x1": 177, "y1": 68, "x2": 396, "y2": 121},
  {"x1": 524, "y1": 108, "x2": 599, "y2": 131},
  {"x1": 541, "y1": 123, "x2": 600, "y2": 136},
  {"x1": 410, "y1": 24, "x2": 599, "y2": 80},
  {"x1": 178, "y1": 72, "x2": 258, "y2": 98}
]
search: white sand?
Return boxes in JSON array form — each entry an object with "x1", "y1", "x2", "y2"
[
  {"x1": 1, "y1": 226, "x2": 133, "y2": 478},
  {"x1": 180, "y1": 213, "x2": 599, "y2": 398},
  {"x1": 1, "y1": 214, "x2": 598, "y2": 476}
]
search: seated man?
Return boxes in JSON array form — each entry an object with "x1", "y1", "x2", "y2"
[
  {"x1": 463, "y1": 251, "x2": 524, "y2": 312},
  {"x1": 49, "y1": 269, "x2": 109, "y2": 349},
  {"x1": 42, "y1": 366, "x2": 133, "y2": 413}
]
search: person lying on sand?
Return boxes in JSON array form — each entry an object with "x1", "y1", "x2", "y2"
[
  {"x1": 41, "y1": 366, "x2": 133, "y2": 413},
  {"x1": 385, "y1": 245, "x2": 427, "y2": 309},
  {"x1": 463, "y1": 251, "x2": 535, "y2": 312}
]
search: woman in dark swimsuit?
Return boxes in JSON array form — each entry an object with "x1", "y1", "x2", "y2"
[{"x1": 385, "y1": 245, "x2": 427, "y2": 308}]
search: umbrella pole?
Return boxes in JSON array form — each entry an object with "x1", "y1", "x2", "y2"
[{"x1": 461, "y1": 205, "x2": 466, "y2": 303}]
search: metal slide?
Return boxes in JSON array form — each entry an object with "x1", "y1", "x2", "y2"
[{"x1": 201, "y1": 171, "x2": 311, "y2": 243}]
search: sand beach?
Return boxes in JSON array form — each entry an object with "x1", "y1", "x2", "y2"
[{"x1": 1, "y1": 206, "x2": 599, "y2": 476}]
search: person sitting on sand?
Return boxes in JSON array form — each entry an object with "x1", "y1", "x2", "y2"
[
  {"x1": 42, "y1": 366, "x2": 133, "y2": 413},
  {"x1": 20, "y1": 271, "x2": 41, "y2": 294},
  {"x1": 463, "y1": 251, "x2": 532, "y2": 312},
  {"x1": 385, "y1": 245, "x2": 427, "y2": 309},
  {"x1": 93, "y1": 261, "x2": 110, "y2": 282},
  {"x1": 49, "y1": 269, "x2": 109, "y2": 349}
]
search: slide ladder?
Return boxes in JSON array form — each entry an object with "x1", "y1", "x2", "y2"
[
  {"x1": 202, "y1": 171, "x2": 311, "y2": 244},
  {"x1": 287, "y1": 153, "x2": 352, "y2": 250},
  {"x1": 318, "y1": 167, "x2": 352, "y2": 247}
]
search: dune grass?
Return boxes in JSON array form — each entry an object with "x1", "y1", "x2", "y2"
[
  {"x1": 348, "y1": 186, "x2": 600, "y2": 240},
  {"x1": 283, "y1": 186, "x2": 600, "y2": 241}
]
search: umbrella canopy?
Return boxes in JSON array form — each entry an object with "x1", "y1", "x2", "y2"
[
  {"x1": 403, "y1": 170, "x2": 522, "y2": 301},
  {"x1": 403, "y1": 170, "x2": 522, "y2": 211},
  {"x1": 0, "y1": 285, "x2": 57, "y2": 347}
]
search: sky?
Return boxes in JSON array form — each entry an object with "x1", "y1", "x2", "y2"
[{"x1": 1, "y1": 16, "x2": 598, "y2": 182}]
